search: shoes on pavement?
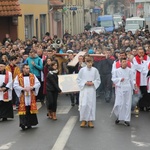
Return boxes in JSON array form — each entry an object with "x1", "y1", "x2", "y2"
[
  {"x1": 115, "y1": 119, "x2": 120, "y2": 124},
  {"x1": 80, "y1": 121, "x2": 87, "y2": 128},
  {"x1": 27, "y1": 126, "x2": 32, "y2": 129},
  {"x1": 71, "y1": 103, "x2": 75, "y2": 106},
  {"x1": 52, "y1": 112, "x2": 57, "y2": 120},
  {"x1": 47, "y1": 111, "x2": 53, "y2": 119},
  {"x1": 124, "y1": 121, "x2": 130, "y2": 126},
  {"x1": 20, "y1": 125, "x2": 26, "y2": 130},
  {"x1": 88, "y1": 121, "x2": 94, "y2": 128},
  {"x1": 2, "y1": 118, "x2": 7, "y2": 121}
]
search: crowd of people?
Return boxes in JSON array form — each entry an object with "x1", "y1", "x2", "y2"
[{"x1": 0, "y1": 27, "x2": 150, "y2": 129}]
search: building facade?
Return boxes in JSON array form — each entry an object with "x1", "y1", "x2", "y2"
[
  {"x1": 0, "y1": 0, "x2": 21, "y2": 43},
  {"x1": 18, "y1": 0, "x2": 49, "y2": 41},
  {"x1": 130, "y1": 0, "x2": 150, "y2": 29},
  {"x1": 62, "y1": 0, "x2": 84, "y2": 35},
  {"x1": 49, "y1": 0, "x2": 64, "y2": 38},
  {"x1": 134, "y1": 0, "x2": 150, "y2": 17}
]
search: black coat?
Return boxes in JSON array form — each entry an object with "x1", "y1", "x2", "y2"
[{"x1": 46, "y1": 71, "x2": 61, "y2": 92}]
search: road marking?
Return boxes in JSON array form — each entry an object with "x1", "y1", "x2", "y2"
[
  {"x1": 132, "y1": 141, "x2": 150, "y2": 147},
  {"x1": 51, "y1": 116, "x2": 78, "y2": 150},
  {"x1": 131, "y1": 127, "x2": 150, "y2": 147},
  {"x1": 0, "y1": 142, "x2": 15, "y2": 149},
  {"x1": 131, "y1": 127, "x2": 137, "y2": 138},
  {"x1": 57, "y1": 106, "x2": 72, "y2": 114}
]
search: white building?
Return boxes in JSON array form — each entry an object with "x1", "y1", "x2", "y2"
[
  {"x1": 63, "y1": 0, "x2": 84, "y2": 35},
  {"x1": 128, "y1": 0, "x2": 150, "y2": 29}
]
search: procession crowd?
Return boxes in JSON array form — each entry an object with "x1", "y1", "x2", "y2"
[{"x1": 0, "y1": 27, "x2": 150, "y2": 129}]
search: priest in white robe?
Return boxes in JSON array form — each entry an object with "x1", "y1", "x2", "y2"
[
  {"x1": 77, "y1": 57, "x2": 100, "y2": 128},
  {"x1": 0, "y1": 61, "x2": 13, "y2": 121},
  {"x1": 111, "y1": 58, "x2": 136, "y2": 126},
  {"x1": 132, "y1": 47, "x2": 149, "y2": 110},
  {"x1": 13, "y1": 64, "x2": 40, "y2": 130}
]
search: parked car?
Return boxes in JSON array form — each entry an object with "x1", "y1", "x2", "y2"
[
  {"x1": 90, "y1": 27, "x2": 106, "y2": 34},
  {"x1": 125, "y1": 24, "x2": 141, "y2": 34}
]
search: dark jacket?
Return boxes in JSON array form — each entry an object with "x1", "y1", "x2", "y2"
[
  {"x1": 46, "y1": 70, "x2": 61, "y2": 92},
  {"x1": 67, "y1": 59, "x2": 75, "y2": 74},
  {"x1": 0, "y1": 52, "x2": 10, "y2": 61},
  {"x1": 99, "y1": 57, "x2": 115, "y2": 75},
  {"x1": 43, "y1": 64, "x2": 51, "y2": 94}
]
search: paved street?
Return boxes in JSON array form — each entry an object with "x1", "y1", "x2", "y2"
[{"x1": 0, "y1": 94, "x2": 150, "y2": 150}]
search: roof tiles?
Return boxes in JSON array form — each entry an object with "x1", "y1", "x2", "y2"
[{"x1": 0, "y1": 0, "x2": 21, "y2": 16}]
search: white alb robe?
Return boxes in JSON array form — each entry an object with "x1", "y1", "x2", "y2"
[
  {"x1": 0, "y1": 72, "x2": 12, "y2": 101},
  {"x1": 77, "y1": 66, "x2": 101, "y2": 121},
  {"x1": 111, "y1": 67, "x2": 135, "y2": 122},
  {"x1": 13, "y1": 75, "x2": 41, "y2": 106}
]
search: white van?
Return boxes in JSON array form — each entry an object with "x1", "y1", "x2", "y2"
[
  {"x1": 113, "y1": 16, "x2": 123, "y2": 26},
  {"x1": 126, "y1": 17, "x2": 145, "y2": 28}
]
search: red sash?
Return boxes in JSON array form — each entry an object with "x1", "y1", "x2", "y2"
[
  {"x1": 3, "y1": 71, "x2": 9, "y2": 101},
  {"x1": 135, "y1": 55, "x2": 147, "y2": 87},
  {"x1": 116, "y1": 61, "x2": 131, "y2": 69},
  {"x1": 148, "y1": 63, "x2": 150, "y2": 70}
]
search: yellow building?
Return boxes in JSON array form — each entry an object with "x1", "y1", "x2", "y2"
[{"x1": 18, "y1": 0, "x2": 49, "y2": 41}]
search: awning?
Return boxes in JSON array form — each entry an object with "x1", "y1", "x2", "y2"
[
  {"x1": 49, "y1": 0, "x2": 65, "y2": 8},
  {"x1": 0, "y1": 0, "x2": 21, "y2": 16}
]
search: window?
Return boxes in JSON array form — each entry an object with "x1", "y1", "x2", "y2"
[
  {"x1": 40, "y1": 14, "x2": 47, "y2": 40},
  {"x1": 98, "y1": 20, "x2": 113, "y2": 27},
  {"x1": 65, "y1": 0, "x2": 69, "y2": 5},
  {"x1": 72, "y1": 0, "x2": 76, "y2": 5},
  {"x1": 24, "y1": 15, "x2": 33, "y2": 40}
]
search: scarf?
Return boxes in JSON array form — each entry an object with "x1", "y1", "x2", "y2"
[
  {"x1": 49, "y1": 70, "x2": 58, "y2": 74},
  {"x1": 18, "y1": 73, "x2": 38, "y2": 115}
]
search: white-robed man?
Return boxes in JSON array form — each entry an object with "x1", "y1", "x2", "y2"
[
  {"x1": 0, "y1": 61, "x2": 13, "y2": 121},
  {"x1": 111, "y1": 58, "x2": 136, "y2": 126},
  {"x1": 77, "y1": 57, "x2": 100, "y2": 128},
  {"x1": 13, "y1": 64, "x2": 40, "y2": 130}
]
